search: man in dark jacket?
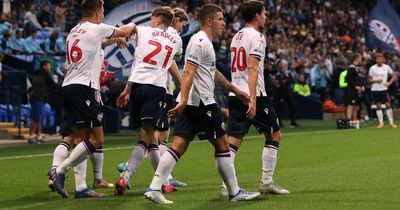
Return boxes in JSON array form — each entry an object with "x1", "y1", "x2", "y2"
[
  {"x1": 28, "y1": 60, "x2": 59, "y2": 143},
  {"x1": 345, "y1": 53, "x2": 364, "y2": 129}
]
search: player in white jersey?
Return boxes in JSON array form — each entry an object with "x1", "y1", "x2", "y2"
[
  {"x1": 48, "y1": 38, "x2": 127, "y2": 198},
  {"x1": 114, "y1": 6, "x2": 182, "y2": 195},
  {"x1": 144, "y1": 4, "x2": 260, "y2": 204},
  {"x1": 51, "y1": 0, "x2": 137, "y2": 199},
  {"x1": 222, "y1": 1, "x2": 289, "y2": 196},
  {"x1": 155, "y1": 7, "x2": 188, "y2": 188},
  {"x1": 368, "y1": 52, "x2": 397, "y2": 128}
]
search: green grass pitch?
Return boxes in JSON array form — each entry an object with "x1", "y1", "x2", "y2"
[{"x1": 0, "y1": 120, "x2": 399, "y2": 209}]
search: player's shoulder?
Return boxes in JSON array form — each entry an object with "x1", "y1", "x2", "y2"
[{"x1": 242, "y1": 27, "x2": 264, "y2": 39}]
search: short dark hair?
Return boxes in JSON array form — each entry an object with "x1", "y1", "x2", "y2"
[
  {"x1": 240, "y1": 0, "x2": 264, "y2": 23},
  {"x1": 199, "y1": 4, "x2": 223, "y2": 25},
  {"x1": 152, "y1": 6, "x2": 174, "y2": 26},
  {"x1": 82, "y1": 0, "x2": 103, "y2": 18}
]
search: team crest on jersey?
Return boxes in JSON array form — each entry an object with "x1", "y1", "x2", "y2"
[
  {"x1": 264, "y1": 107, "x2": 269, "y2": 115},
  {"x1": 221, "y1": 122, "x2": 225, "y2": 130}
]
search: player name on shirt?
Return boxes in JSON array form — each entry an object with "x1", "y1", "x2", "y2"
[{"x1": 151, "y1": 31, "x2": 178, "y2": 44}]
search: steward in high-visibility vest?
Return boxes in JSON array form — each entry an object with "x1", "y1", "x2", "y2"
[{"x1": 339, "y1": 69, "x2": 348, "y2": 88}]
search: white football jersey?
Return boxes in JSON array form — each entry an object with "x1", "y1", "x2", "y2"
[
  {"x1": 165, "y1": 27, "x2": 183, "y2": 95},
  {"x1": 128, "y1": 26, "x2": 182, "y2": 89},
  {"x1": 229, "y1": 27, "x2": 267, "y2": 97},
  {"x1": 62, "y1": 22, "x2": 116, "y2": 90},
  {"x1": 369, "y1": 63, "x2": 393, "y2": 91},
  {"x1": 177, "y1": 31, "x2": 217, "y2": 106}
]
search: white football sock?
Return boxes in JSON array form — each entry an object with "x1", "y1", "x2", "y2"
[
  {"x1": 52, "y1": 141, "x2": 70, "y2": 169},
  {"x1": 150, "y1": 148, "x2": 180, "y2": 190},
  {"x1": 74, "y1": 158, "x2": 88, "y2": 192},
  {"x1": 125, "y1": 140, "x2": 147, "y2": 179},
  {"x1": 262, "y1": 141, "x2": 279, "y2": 184},
  {"x1": 376, "y1": 109, "x2": 384, "y2": 124},
  {"x1": 56, "y1": 140, "x2": 94, "y2": 174},
  {"x1": 386, "y1": 108, "x2": 394, "y2": 124},
  {"x1": 90, "y1": 146, "x2": 103, "y2": 180},
  {"x1": 215, "y1": 151, "x2": 240, "y2": 196}
]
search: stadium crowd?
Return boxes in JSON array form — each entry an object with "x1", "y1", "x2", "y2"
[{"x1": 1, "y1": 0, "x2": 400, "y2": 129}]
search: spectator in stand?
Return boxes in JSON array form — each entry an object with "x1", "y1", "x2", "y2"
[
  {"x1": 0, "y1": 21, "x2": 12, "y2": 35},
  {"x1": 54, "y1": 0, "x2": 66, "y2": 32},
  {"x1": 310, "y1": 60, "x2": 331, "y2": 102},
  {"x1": 28, "y1": 60, "x2": 59, "y2": 144},
  {"x1": 274, "y1": 58, "x2": 299, "y2": 128},
  {"x1": 44, "y1": 30, "x2": 63, "y2": 55},
  {"x1": 0, "y1": 28, "x2": 13, "y2": 53},
  {"x1": 37, "y1": 3, "x2": 53, "y2": 29},
  {"x1": 293, "y1": 73, "x2": 311, "y2": 97},
  {"x1": 24, "y1": 4, "x2": 42, "y2": 32},
  {"x1": 24, "y1": 30, "x2": 46, "y2": 55},
  {"x1": 0, "y1": 53, "x2": 3, "y2": 82},
  {"x1": 65, "y1": 0, "x2": 80, "y2": 32},
  {"x1": 9, "y1": 28, "x2": 26, "y2": 53},
  {"x1": 56, "y1": 32, "x2": 66, "y2": 53}
]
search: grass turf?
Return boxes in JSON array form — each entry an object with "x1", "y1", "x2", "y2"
[{"x1": 0, "y1": 120, "x2": 399, "y2": 209}]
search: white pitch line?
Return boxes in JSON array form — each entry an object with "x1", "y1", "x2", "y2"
[{"x1": 0, "y1": 127, "x2": 374, "y2": 161}]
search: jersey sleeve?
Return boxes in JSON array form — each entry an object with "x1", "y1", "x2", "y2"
[
  {"x1": 387, "y1": 65, "x2": 394, "y2": 74},
  {"x1": 186, "y1": 40, "x2": 202, "y2": 67},
  {"x1": 174, "y1": 37, "x2": 183, "y2": 62},
  {"x1": 98, "y1": 23, "x2": 117, "y2": 39},
  {"x1": 249, "y1": 34, "x2": 265, "y2": 61},
  {"x1": 368, "y1": 66, "x2": 373, "y2": 77}
]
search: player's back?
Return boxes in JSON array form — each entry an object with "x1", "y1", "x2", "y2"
[
  {"x1": 63, "y1": 22, "x2": 115, "y2": 90},
  {"x1": 230, "y1": 27, "x2": 266, "y2": 96},
  {"x1": 130, "y1": 26, "x2": 182, "y2": 89}
]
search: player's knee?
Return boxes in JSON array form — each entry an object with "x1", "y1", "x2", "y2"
[
  {"x1": 271, "y1": 131, "x2": 282, "y2": 142},
  {"x1": 386, "y1": 103, "x2": 391, "y2": 109}
]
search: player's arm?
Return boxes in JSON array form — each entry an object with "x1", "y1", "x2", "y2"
[
  {"x1": 246, "y1": 56, "x2": 259, "y2": 119},
  {"x1": 112, "y1": 23, "x2": 137, "y2": 38},
  {"x1": 168, "y1": 61, "x2": 182, "y2": 85},
  {"x1": 214, "y1": 70, "x2": 249, "y2": 104},
  {"x1": 101, "y1": 37, "x2": 127, "y2": 48},
  {"x1": 116, "y1": 81, "x2": 132, "y2": 108},
  {"x1": 168, "y1": 62, "x2": 197, "y2": 118},
  {"x1": 386, "y1": 72, "x2": 398, "y2": 87}
]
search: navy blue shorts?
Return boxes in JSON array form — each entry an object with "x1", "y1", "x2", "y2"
[
  {"x1": 62, "y1": 84, "x2": 103, "y2": 129},
  {"x1": 372, "y1": 90, "x2": 390, "y2": 104},
  {"x1": 130, "y1": 83, "x2": 166, "y2": 129},
  {"x1": 173, "y1": 102, "x2": 225, "y2": 140},
  {"x1": 156, "y1": 94, "x2": 175, "y2": 131},
  {"x1": 346, "y1": 88, "x2": 361, "y2": 106},
  {"x1": 30, "y1": 99, "x2": 44, "y2": 121},
  {"x1": 58, "y1": 111, "x2": 73, "y2": 137},
  {"x1": 227, "y1": 96, "x2": 280, "y2": 135}
]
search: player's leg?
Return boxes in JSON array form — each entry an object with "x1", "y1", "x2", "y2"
[
  {"x1": 383, "y1": 91, "x2": 397, "y2": 128},
  {"x1": 155, "y1": 94, "x2": 187, "y2": 188},
  {"x1": 48, "y1": 135, "x2": 73, "y2": 191},
  {"x1": 145, "y1": 134, "x2": 191, "y2": 204},
  {"x1": 208, "y1": 103, "x2": 259, "y2": 201},
  {"x1": 259, "y1": 131, "x2": 289, "y2": 194},
  {"x1": 54, "y1": 85, "x2": 104, "y2": 198},
  {"x1": 90, "y1": 145, "x2": 114, "y2": 188},
  {"x1": 145, "y1": 106, "x2": 195, "y2": 204}
]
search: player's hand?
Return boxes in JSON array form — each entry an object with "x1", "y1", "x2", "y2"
[
  {"x1": 117, "y1": 37, "x2": 128, "y2": 48},
  {"x1": 355, "y1": 86, "x2": 363, "y2": 92},
  {"x1": 116, "y1": 91, "x2": 130, "y2": 108},
  {"x1": 376, "y1": 79, "x2": 383, "y2": 83},
  {"x1": 235, "y1": 89, "x2": 250, "y2": 105},
  {"x1": 246, "y1": 97, "x2": 256, "y2": 120},
  {"x1": 168, "y1": 102, "x2": 186, "y2": 118},
  {"x1": 129, "y1": 23, "x2": 137, "y2": 37}
]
